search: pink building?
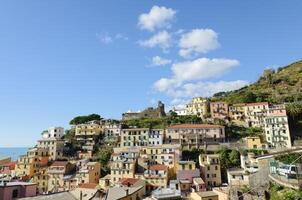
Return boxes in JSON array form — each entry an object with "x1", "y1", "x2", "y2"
[
  {"x1": 210, "y1": 102, "x2": 229, "y2": 120},
  {"x1": 0, "y1": 162, "x2": 16, "y2": 177},
  {"x1": 0, "y1": 181, "x2": 37, "y2": 200}
]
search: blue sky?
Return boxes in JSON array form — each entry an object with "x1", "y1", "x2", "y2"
[{"x1": 0, "y1": 1, "x2": 302, "y2": 147}]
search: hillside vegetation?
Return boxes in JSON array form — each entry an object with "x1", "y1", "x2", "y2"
[{"x1": 212, "y1": 60, "x2": 302, "y2": 104}]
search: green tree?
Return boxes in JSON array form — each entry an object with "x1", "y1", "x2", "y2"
[
  {"x1": 229, "y1": 150, "x2": 240, "y2": 167},
  {"x1": 241, "y1": 91, "x2": 257, "y2": 103},
  {"x1": 218, "y1": 148, "x2": 232, "y2": 169},
  {"x1": 96, "y1": 148, "x2": 112, "y2": 166},
  {"x1": 286, "y1": 103, "x2": 302, "y2": 120},
  {"x1": 69, "y1": 114, "x2": 101, "y2": 125}
]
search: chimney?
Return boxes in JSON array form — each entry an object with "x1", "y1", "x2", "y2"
[
  {"x1": 80, "y1": 191, "x2": 83, "y2": 200},
  {"x1": 125, "y1": 189, "x2": 129, "y2": 196}
]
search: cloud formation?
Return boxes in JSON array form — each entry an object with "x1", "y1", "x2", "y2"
[
  {"x1": 97, "y1": 33, "x2": 113, "y2": 44},
  {"x1": 167, "y1": 80, "x2": 249, "y2": 99},
  {"x1": 154, "y1": 58, "x2": 240, "y2": 90},
  {"x1": 97, "y1": 33, "x2": 128, "y2": 44},
  {"x1": 179, "y1": 29, "x2": 220, "y2": 58},
  {"x1": 138, "y1": 31, "x2": 172, "y2": 50},
  {"x1": 138, "y1": 6, "x2": 176, "y2": 31},
  {"x1": 153, "y1": 58, "x2": 245, "y2": 103},
  {"x1": 151, "y1": 56, "x2": 172, "y2": 66}
]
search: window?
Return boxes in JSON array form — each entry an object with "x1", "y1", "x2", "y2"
[{"x1": 12, "y1": 189, "x2": 18, "y2": 198}]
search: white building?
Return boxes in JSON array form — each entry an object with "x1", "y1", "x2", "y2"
[
  {"x1": 104, "y1": 123, "x2": 122, "y2": 140},
  {"x1": 264, "y1": 104, "x2": 291, "y2": 148},
  {"x1": 148, "y1": 129, "x2": 164, "y2": 146},
  {"x1": 172, "y1": 107, "x2": 187, "y2": 116},
  {"x1": 42, "y1": 127, "x2": 64, "y2": 139},
  {"x1": 244, "y1": 102, "x2": 269, "y2": 127},
  {"x1": 38, "y1": 127, "x2": 65, "y2": 161}
]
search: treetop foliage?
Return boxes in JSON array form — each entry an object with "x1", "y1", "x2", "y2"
[{"x1": 69, "y1": 114, "x2": 101, "y2": 125}]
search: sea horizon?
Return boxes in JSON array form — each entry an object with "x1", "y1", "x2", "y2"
[{"x1": 0, "y1": 147, "x2": 29, "y2": 161}]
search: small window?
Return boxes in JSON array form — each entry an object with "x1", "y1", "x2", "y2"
[{"x1": 12, "y1": 189, "x2": 18, "y2": 198}]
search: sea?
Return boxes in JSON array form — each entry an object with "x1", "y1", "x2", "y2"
[{"x1": 0, "y1": 147, "x2": 29, "y2": 161}]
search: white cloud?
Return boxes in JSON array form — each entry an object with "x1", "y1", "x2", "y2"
[
  {"x1": 171, "y1": 58, "x2": 240, "y2": 82},
  {"x1": 153, "y1": 57, "x2": 246, "y2": 106},
  {"x1": 163, "y1": 80, "x2": 248, "y2": 109},
  {"x1": 115, "y1": 33, "x2": 129, "y2": 40},
  {"x1": 97, "y1": 33, "x2": 128, "y2": 44},
  {"x1": 151, "y1": 56, "x2": 172, "y2": 66},
  {"x1": 173, "y1": 80, "x2": 249, "y2": 98},
  {"x1": 97, "y1": 33, "x2": 113, "y2": 44},
  {"x1": 138, "y1": 31, "x2": 172, "y2": 50},
  {"x1": 179, "y1": 29, "x2": 220, "y2": 58},
  {"x1": 154, "y1": 78, "x2": 179, "y2": 92},
  {"x1": 154, "y1": 57, "x2": 240, "y2": 92},
  {"x1": 138, "y1": 6, "x2": 176, "y2": 31}
]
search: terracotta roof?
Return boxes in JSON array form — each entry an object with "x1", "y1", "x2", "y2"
[
  {"x1": 120, "y1": 178, "x2": 139, "y2": 186},
  {"x1": 51, "y1": 161, "x2": 68, "y2": 167},
  {"x1": 79, "y1": 183, "x2": 98, "y2": 189},
  {"x1": 177, "y1": 169, "x2": 200, "y2": 183},
  {"x1": 39, "y1": 157, "x2": 49, "y2": 167},
  {"x1": 21, "y1": 175, "x2": 31, "y2": 181},
  {"x1": 168, "y1": 124, "x2": 224, "y2": 129},
  {"x1": 1, "y1": 161, "x2": 16, "y2": 169},
  {"x1": 149, "y1": 164, "x2": 167, "y2": 171},
  {"x1": 232, "y1": 103, "x2": 247, "y2": 106},
  {"x1": 245, "y1": 102, "x2": 269, "y2": 106}
]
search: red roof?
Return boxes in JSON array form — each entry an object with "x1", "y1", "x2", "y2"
[
  {"x1": 232, "y1": 103, "x2": 247, "y2": 106},
  {"x1": 120, "y1": 178, "x2": 139, "y2": 186},
  {"x1": 21, "y1": 175, "x2": 31, "y2": 181},
  {"x1": 1, "y1": 161, "x2": 16, "y2": 170},
  {"x1": 79, "y1": 183, "x2": 98, "y2": 189},
  {"x1": 51, "y1": 161, "x2": 68, "y2": 167},
  {"x1": 245, "y1": 102, "x2": 269, "y2": 106},
  {"x1": 168, "y1": 124, "x2": 223, "y2": 129},
  {"x1": 149, "y1": 164, "x2": 167, "y2": 171}
]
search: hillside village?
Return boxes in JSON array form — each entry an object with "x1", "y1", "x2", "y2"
[{"x1": 1, "y1": 62, "x2": 302, "y2": 200}]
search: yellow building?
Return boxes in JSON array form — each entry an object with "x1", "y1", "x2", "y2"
[
  {"x1": 75, "y1": 122, "x2": 103, "y2": 151},
  {"x1": 177, "y1": 161, "x2": 196, "y2": 171},
  {"x1": 33, "y1": 162, "x2": 49, "y2": 194},
  {"x1": 47, "y1": 161, "x2": 75, "y2": 193},
  {"x1": 199, "y1": 154, "x2": 222, "y2": 188},
  {"x1": 244, "y1": 136, "x2": 264, "y2": 149},
  {"x1": 15, "y1": 147, "x2": 49, "y2": 178},
  {"x1": 144, "y1": 164, "x2": 168, "y2": 193},
  {"x1": 229, "y1": 103, "x2": 246, "y2": 122},
  {"x1": 190, "y1": 191, "x2": 219, "y2": 200},
  {"x1": 141, "y1": 144, "x2": 181, "y2": 175},
  {"x1": 37, "y1": 138, "x2": 64, "y2": 161},
  {"x1": 186, "y1": 97, "x2": 209, "y2": 118},
  {"x1": 110, "y1": 152, "x2": 137, "y2": 183},
  {"x1": 77, "y1": 162, "x2": 101, "y2": 184}
]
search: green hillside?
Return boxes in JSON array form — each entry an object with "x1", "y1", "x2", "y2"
[{"x1": 212, "y1": 60, "x2": 302, "y2": 104}]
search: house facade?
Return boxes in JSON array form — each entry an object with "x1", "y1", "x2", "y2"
[{"x1": 166, "y1": 124, "x2": 225, "y2": 149}]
